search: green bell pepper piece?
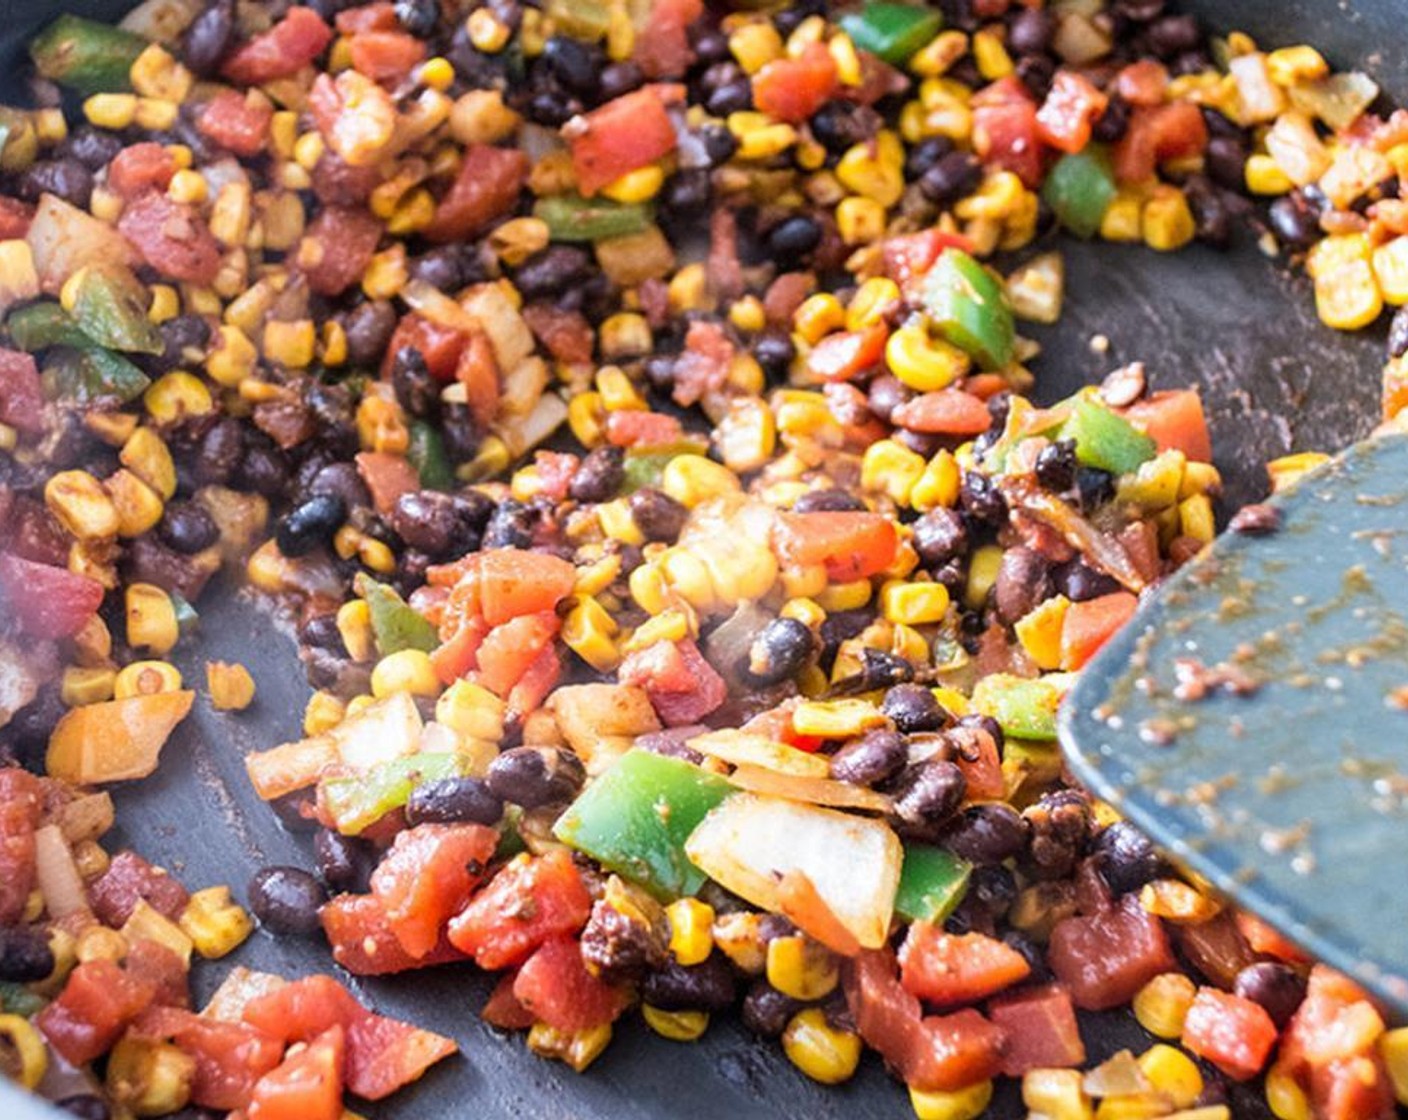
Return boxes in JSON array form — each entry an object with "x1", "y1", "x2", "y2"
[
  {"x1": 408, "y1": 420, "x2": 454, "y2": 491},
  {"x1": 546, "y1": 0, "x2": 611, "y2": 40},
  {"x1": 41, "y1": 346, "x2": 150, "y2": 405},
  {"x1": 554, "y1": 749, "x2": 735, "y2": 900},
  {"x1": 1061, "y1": 396, "x2": 1157, "y2": 476},
  {"x1": 1042, "y1": 147, "x2": 1117, "y2": 239},
  {"x1": 840, "y1": 2, "x2": 944, "y2": 66},
  {"x1": 30, "y1": 15, "x2": 147, "y2": 96},
  {"x1": 70, "y1": 264, "x2": 164, "y2": 355},
  {"x1": 894, "y1": 844, "x2": 971, "y2": 923},
  {"x1": 970, "y1": 673, "x2": 1066, "y2": 741},
  {"x1": 8, "y1": 302, "x2": 96, "y2": 352},
  {"x1": 321, "y1": 752, "x2": 471, "y2": 835},
  {"x1": 922, "y1": 249, "x2": 1015, "y2": 370},
  {"x1": 534, "y1": 195, "x2": 654, "y2": 243},
  {"x1": 0, "y1": 981, "x2": 46, "y2": 1017},
  {"x1": 355, "y1": 575, "x2": 439, "y2": 655}
]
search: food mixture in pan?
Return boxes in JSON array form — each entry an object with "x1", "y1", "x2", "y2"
[{"x1": 1, "y1": 1, "x2": 1407, "y2": 1118}]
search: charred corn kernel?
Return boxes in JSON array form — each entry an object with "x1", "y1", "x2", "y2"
[
  {"x1": 61, "y1": 666, "x2": 116, "y2": 707},
  {"x1": 144, "y1": 371, "x2": 214, "y2": 423},
  {"x1": 1101, "y1": 190, "x2": 1145, "y2": 242},
  {"x1": 528, "y1": 1022, "x2": 612, "y2": 1072},
  {"x1": 562, "y1": 596, "x2": 621, "y2": 673},
  {"x1": 262, "y1": 319, "x2": 316, "y2": 368},
  {"x1": 663, "y1": 897, "x2": 715, "y2": 966},
  {"x1": 466, "y1": 7, "x2": 510, "y2": 52},
  {"x1": 1267, "y1": 451, "x2": 1330, "y2": 492},
  {"x1": 46, "y1": 470, "x2": 120, "y2": 540},
  {"x1": 862, "y1": 439, "x2": 927, "y2": 505},
  {"x1": 76, "y1": 925, "x2": 127, "y2": 964},
  {"x1": 667, "y1": 261, "x2": 713, "y2": 313},
  {"x1": 836, "y1": 195, "x2": 887, "y2": 245},
  {"x1": 1265, "y1": 1062, "x2": 1313, "y2": 1120},
  {"x1": 1143, "y1": 186, "x2": 1196, "y2": 252},
  {"x1": 209, "y1": 180, "x2": 251, "y2": 247},
  {"x1": 911, "y1": 450, "x2": 962, "y2": 512},
  {"x1": 782, "y1": 1008, "x2": 860, "y2": 1085},
  {"x1": 114, "y1": 661, "x2": 183, "y2": 699},
  {"x1": 910, "y1": 29, "x2": 968, "y2": 77},
  {"x1": 179, "y1": 886, "x2": 253, "y2": 959},
  {"x1": 1246, "y1": 153, "x2": 1294, "y2": 195},
  {"x1": 816, "y1": 579, "x2": 872, "y2": 612},
  {"x1": 887, "y1": 325, "x2": 970, "y2": 391},
  {"x1": 965, "y1": 543, "x2": 1004, "y2": 609},
  {"x1": 1266, "y1": 45, "x2": 1328, "y2": 85},
  {"x1": 207, "y1": 661, "x2": 256, "y2": 711},
  {"x1": 792, "y1": 698, "x2": 886, "y2": 738},
  {"x1": 1138, "y1": 1044, "x2": 1203, "y2": 1109},
  {"x1": 336, "y1": 599, "x2": 375, "y2": 662},
  {"x1": 72, "y1": 614, "x2": 112, "y2": 668},
  {"x1": 126, "y1": 583, "x2": 179, "y2": 654},
  {"x1": 130, "y1": 42, "x2": 192, "y2": 102},
  {"x1": 711, "y1": 911, "x2": 769, "y2": 973},
  {"x1": 144, "y1": 283, "x2": 179, "y2": 325},
  {"x1": 84, "y1": 92, "x2": 137, "y2": 129},
  {"x1": 1022, "y1": 1069, "x2": 1094, "y2": 1120},
  {"x1": 881, "y1": 581, "x2": 950, "y2": 626},
  {"x1": 386, "y1": 187, "x2": 435, "y2": 235},
  {"x1": 600, "y1": 497, "x2": 646, "y2": 545},
  {"x1": 568, "y1": 391, "x2": 606, "y2": 447},
  {"x1": 488, "y1": 216, "x2": 550, "y2": 267},
  {"x1": 107, "y1": 1035, "x2": 195, "y2": 1118},
  {"x1": 837, "y1": 131, "x2": 905, "y2": 208},
  {"x1": 736, "y1": 121, "x2": 798, "y2": 161},
  {"x1": 1178, "y1": 492, "x2": 1215, "y2": 543},
  {"x1": 642, "y1": 1006, "x2": 708, "y2": 1042},
  {"x1": 599, "y1": 313, "x2": 652, "y2": 360},
  {"x1": 0, "y1": 1014, "x2": 47, "y2": 1090},
  {"x1": 1372, "y1": 237, "x2": 1408, "y2": 305},
  {"x1": 1140, "y1": 878, "x2": 1221, "y2": 923},
  {"x1": 320, "y1": 319, "x2": 348, "y2": 366},
  {"x1": 716, "y1": 397, "x2": 776, "y2": 473},
  {"x1": 1179, "y1": 460, "x2": 1221, "y2": 499},
  {"x1": 437, "y1": 679, "x2": 507, "y2": 742},
  {"x1": 767, "y1": 935, "x2": 838, "y2": 1000},
  {"x1": 972, "y1": 26, "x2": 1013, "y2": 79},
  {"x1": 371, "y1": 649, "x2": 441, "y2": 699},
  {"x1": 597, "y1": 365, "x2": 647, "y2": 411},
  {"x1": 662, "y1": 454, "x2": 741, "y2": 508},
  {"x1": 1014, "y1": 596, "x2": 1071, "y2": 671},
  {"x1": 602, "y1": 163, "x2": 665, "y2": 205},
  {"x1": 304, "y1": 689, "x2": 346, "y2": 736},
  {"x1": 910, "y1": 1080, "x2": 994, "y2": 1120},
  {"x1": 730, "y1": 21, "x2": 784, "y2": 74},
  {"x1": 105, "y1": 469, "x2": 164, "y2": 538},
  {"x1": 846, "y1": 277, "x2": 901, "y2": 330},
  {"x1": 363, "y1": 244, "x2": 408, "y2": 299}
]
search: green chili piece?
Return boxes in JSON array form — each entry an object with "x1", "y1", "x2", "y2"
[
  {"x1": 29, "y1": 15, "x2": 147, "y2": 95},
  {"x1": 922, "y1": 249, "x2": 1015, "y2": 370},
  {"x1": 71, "y1": 264, "x2": 164, "y2": 355},
  {"x1": 355, "y1": 575, "x2": 440, "y2": 655},
  {"x1": 1042, "y1": 147, "x2": 1117, "y2": 240},
  {"x1": 408, "y1": 420, "x2": 454, "y2": 491},
  {"x1": 534, "y1": 195, "x2": 655, "y2": 243},
  {"x1": 840, "y1": 2, "x2": 945, "y2": 66},
  {"x1": 894, "y1": 844, "x2": 972, "y2": 923},
  {"x1": 1061, "y1": 396, "x2": 1158, "y2": 476}
]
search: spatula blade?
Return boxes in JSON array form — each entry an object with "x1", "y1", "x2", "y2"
[{"x1": 1060, "y1": 433, "x2": 1408, "y2": 1015}]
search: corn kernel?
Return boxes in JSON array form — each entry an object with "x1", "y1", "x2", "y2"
[
  {"x1": 527, "y1": 1022, "x2": 611, "y2": 1072},
  {"x1": 46, "y1": 470, "x2": 120, "y2": 540},
  {"x1": 126, "y1": 583, "x2": 179, "y2": 654},
  {"x1": 911, "y1": 450, "x2": 962, "y2": 512},
  {"x1": 262, "y1": 318, "x2": 316, "y2": 368},
  {"x1": 467, "y1": 8, "x2": 511, "y2": 53},
  {"x1": 304, "y1": 689, "x2": 346, "y2": 736},
  {"x1": 206, "y1": 661, "x2": 256, "y2": 711},
  {"x1": 782, "y1": 1008, "x2": 861, "y2": 1085},
  {"x1": 836, "y1": 195, "x2": 887, "y2": 245},
  {"x1": 639, "y1": 1004, "x2": 709, "y2": 1042},
  {"x1": 179, "y1": 886, "x2": 253, "y2": 959},
  {"x1": 886, "y1": 325, "x2": 970, "y2": 391},
  {"x1": 972, "y1": 27, "x2": 1013, "y2": 80},
  {"x1": 661, "y1": 454, "x2": 741, "y2": 508},
  {"x1": 562, "y1": 596, "x2": 621, "y2": 673},
  {"x1": 363, "y1": 244, "x2": 408, "y2": 300},
  {"x1": 667, "y1": 261, "x2": 714, "y2": 313},
  {"x1": 1178, "y1": 492, "x2": 1215, "y2": 543},
  {"x1": 836, "y1": 131, "x2": 905, "y2": 208},
  {"x1": 1265, "y1": 1061, "x2": 1313, "y2": 1120},
  {"x1": 105, "y1": 469, "x2": 164, "y2": 538},
  {"x1": 816, "y1": 579, "x2": 872, "y2": 612},
  {"x1": 84, "y1": 93, "x2": 137, "y2": 130},
  {"x1": 792, "y1": 698, "x2": 887, "y2": 738},
  {"x1": 964, "y1": 543, "x2": 1003, "y2": 609},
  {"x1": 846, "y1": 277, "x2": 901, "y2": 331},
  {"x1": 0, "y1": 1014, "x2": 48, "y2": 1090},
  {"x1": 730, "y1": 21, "x2": 784, "y2": 74},
  {"x1": 910, "y1": 1080, "x2": 994, "y2": 1120},
  {"x1": 1023, "y1": 1068, "x2": 1094, "y2": 1120},
  {"x1": 76, "y1": 924, "x2": 127, "y2": 964},
  {"x1": 114, "y1": 660, "x2": 183, "y2": 699},
  {"x1": 596, "y1": 366, "x2": 647, "y2": 412},
  {"x1": 910, "y1": 30, "x2": 968, "y2": 78},
  {"x1": 1143, "y1": 186, "x2": 1196, "y2": 252},
  {"x1": 767, "y1": 934, "x2": 838, "y2": 1000},
  {"x1": 1266, "y1": 45, "x2": 1328, "y2": 85},
  {"x1": 1267, "y1": 451, "x2": 1330, "y2": 493},
  {"x1": 862, "y1": 438, "x2": 927, "y2": 506},
  {"x1": 1100, "y1": 190, "x2": 1145, "y2": 243},
  {"x1": 144, "y1": 372, "x2": 214, "y2": 424},
  {"x1": 371, "y1": 649, "x2": 441, "y2": 699},
  {"x1": 736, "y1": 121, "x2": 798, "y2": 161},
  {"x1": 1015, "y1": 595, "x2": 1071, "y2": 671},
  {"x1": 335, "y1": 599, "x2": 375, "y2": 662},
  {"x1": 881, "y1": 580, "x2": 950, "y2": 626},
  {"x1": 61, "y1": 666, "x2": 116, "y2": 707},
  {"x1": 0, "y1": 239, "x2": 39, "y2": 308},
  {"x1": 106, "y1": 1034, "x2": 195, "y2": 1117},
  {"x1": 600, "y1": 498, "x2": 646, "y2": 545},
  {"x1": 602, "y1": 163, "x2": 665, "y2": 205},
  {"x1": 1246, "y1": 153, "x2": 1294, "y2": 196},
  {"x1": 793, "y1": 293, "x2": 846, "y2": 345},
  {"x1": 1138, "y1": 1044, "x2": 1203, "y2": 1109},
  {"x1": 1372, "y1": 236, "x2": 1408, "y2": 306},
  {"x1": 34, "y1": 107, "x2": 68, "y2": 145},
  {"x1": 658, "y1": 897, "x2": 714, "y2": 967}
]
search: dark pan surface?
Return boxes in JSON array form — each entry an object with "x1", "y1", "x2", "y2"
[{"x1": 1, "y1": 2, "x2": 1404, "y2": 1118}]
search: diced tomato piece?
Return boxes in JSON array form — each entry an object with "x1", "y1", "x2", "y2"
[
  {"x1": 472, "y1": 549, "x2": 577, "y2": 627},
  {"x1": 298, "y1": 205, "x2": 382, "y2": 296},
  {"x1": 481, "y1": 973, "x2": 535, "y2": 1030},
  {"x1": 1058, "y1": 591, "x2": 1138, "y2": 671},
  {"x1": 1113, "y1": 101, "x2": 1208, "y2": 183},
  {"x1": 899, "y1": 926, "x2": 1031, "y2": 1006},
  {"x1": 0, "y1": 349, "x2": 43, "y2": 433},
  {"x1": 1308, "y1": 1058, "x2": 1398, "y2": 1120},
  {"x1": 106, "y1": 142, "x2": 177, "y2": 199},
  {"x1": 37, "y1": 960, "x2": 155, "y2": 1066},
  {"x1": 447, "y1": 849, "x2": 593, "y2": 970},
  {"x1": 1182, "y1": 988, "x2": 1279, "y2": 1081},
  {"x1": 150, "y1": 1011, "x2": 283, "y2": 1110},
  {"x1": 569, "y1": 85, "x2": 681, "y2": 196},
  {"x1": 753, "y1": 43, "x2": 838, "y2": 125},
  {"x1": 1035, "y1": 70, "x2": 1109, "y2": 154},
  {"x1": 891, "y1": 389, "x2": 992, "y2": 435},
  {"x1": 89, "y1": 850, "x2": 190, "y2": 927},
  {"x1": 1048, "y1": 896, "x2": 1176, "y2": 1011},
  {"x1": 605, "y1": 409, "x2": 685, "y2": 448},
  {"x1": 321, "y1": 893, "x2": 467, "y2": 975},
  {"x1": 423, "y1": 143, "x2": 528, "y2": 243},
  {"x1": 118, "y1": 192, "x2": 222, "y2": 284},
  {"x1": 452, "y1": 327, "x2": 499, "y2": 428},
  {"x1": 382, "y1": 313, "x2": 470, "y2": 382},
  {"x1": 355, "y1": 450, "x2": 421, "y2": 515},
  {"x1": 953, "y1": 727, "x2": 1004, "y2": 801},
  {"x1": 707, "y1": 206, "x2": 743, "y2": 302},
  {"x1": 472, "y1": 611, "x2": 561, "y2": 697},
  {"x1": 506, "y1": 644, "x2": 561, "y2": 719},
  {"x1": 0, "y1": 769, "x2": 41, "y2": 927},
  {"x1": 1122, "y1": 388, "x2": 1212, "y2": 463},
  {"x1": 633, "y1": 0, "x2": 702, "y2": 79},
  {"x1": 242, "y1": 975, "x2": 363, "y2": 1044},
  {"x1": 312, "y1": 151, "x2": 381, "y2": 206},
  {"x1": 247, "y1": 1025, "x2": 344, "y2": 1120},
  {"x1": 881, "y1": 229, "x2": 976, "y2": 289},
  {"x1": 197, "y1": 89, "x2": 274, "y2": 157},
  {"x1": 124, "y1": 938, "x2": 190, "y2": 1008},
  {"x1": 349, "y1": 30, "x2": 426, "y2": 83},
  {"x1": 223, "y1": 8, "x2": 334, "y2": 85},
  {"x1": 370, "y1": 822, "x2": 498, "y2": 958},
  {"x1": 619, "y1": 638, "x2": 727, "y2": 726},
  {"x1": 522, "y1": 304, "x2": 594, "y2": 365},
  {"x1": 672, "y1": 319, "x2": 735, "y2": 407},
  {"x1": 807, "y1": 323, "x2": 888, "y2": 382},
  {"x1": 0, "y1": 196, "x2": 34, "y2": 238},
  {"x1": 0, "y1": 553, "x2": 103, "y2": 641},
  {"x1": 430, "y1": 616, "x2": 488, "y2": 684},
  {"x1": 514, "y1": 936, "x2": 631, "y2": 1032},
  {"x1": 335, "y1": 2, "x2": 396, "y2": 33},
  {"x1": 1115, "y1": 59, "x2": 1169, "y2": 107},
  {"x1": 1234, "y1": 911, "x2": 1313, "y2": 964},
  {"x1": 773, "y1": 510, "x2": 899, "y2": 582},
  {"x1": 1282, "y1": 966, "x2": 1387, "y2": 1072},
  {"x1": 972, "y1": 77, "x2": 1043, "y2": 188},
  {"x1": 987, "y1": 983, "x2": 1086, "y2": 1076},
  {"x1": 344, "y1": 1011, "x2": 456, "y2": 1100},
  {"x1": 307, "y1": 70, "x2": 398, "y2": 169}
]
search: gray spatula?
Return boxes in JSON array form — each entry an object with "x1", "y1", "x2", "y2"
[{"x1": 1059, "y1": 431, "x2": 1408, "y2": 1017}]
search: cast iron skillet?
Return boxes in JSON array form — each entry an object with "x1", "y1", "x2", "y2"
[{"x1": 1, "y1": 2, "x2": 1403, "y2": 1117}]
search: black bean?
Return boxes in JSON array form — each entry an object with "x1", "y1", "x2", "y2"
[
  {"x1": 542, "y1": 36, "x2": 600, "y2": 98},
  {"x1": 15, "y1": 158, "x2": 93, "y2": 208},
  {"x1": 58, "y1": 126, "x2": 123, "y2": 171},
  {"x1": 881, "y1": 683, "x2": 948, "y2": 734},
  {"x1": 55, "y1": 1097, "x2": 110, "y2": 1120},
  {"x1": 1091, "y1": 92, "x2": 1131, "y2": 144},
  {"x1": 1091, "y1": 820, "x2": 1163, "y2": 894},
  {"x1": 486, "y1": 746, "x2": 585, "y2": 809},
  {"x1": 629, "y1": 487, "x2": 688, "y2": 542},
  {"x1": 968, "y1": 864, "x2": 1018, "y2": 923},
  {"x1": 641, "y1": 954, "x2": 737, "y2": 1012},
  {"x1": 705, "y1": 76, "x2": 753, "y2": 117},
  {"x1": 1204, "y1": 134, "x2": 1248, "y2": 191},
  {"x1": 580, "y1": 898, "x2": 667, "y2": 984},
  {"x1": 1171, "y1": 49, "x2": 1212, "y2": 78},
  {"x1": 337, "y1": 306, "x2": 394, "y2": 377},
  {"x1": 1388, "y1": 307, "x2": 1408, "y2": 360},
  {"x1": 919, "y1": 152, "x2": 983, "y2": 208},
  {"x1": 390, "y1": 346, "x2": 438, "y2": 419},
  {"x1": 791, "y1": 488, "x2": 866, "y2": 513},
  {"x1": 942, "y1": 802, "x2": 1028, "y2": 865},
  {"x1": 701, "y1": 123, "x2": 739, "y2": 165},
  {"x1": 904, "y1": 136, "x2": 954, "y2": 180},
  {"x1": 891, "y1": 760, "x2": 967, "y2": 834},
  {"x1": 525, "y1": 87, "x2": 579, "y2": 127},
  {"x1": 515, "y1": 246, "x2": 590, "y2": 300},
  {"x1": 1074, "y1": 466, "x2": 1114, "y2": 510},
  {"x1": 1268, "y1": 192, "x2": 1322, "y2": 250},
  {"x1": 831, "y1": 728, "x2": 908, "y2": 787},
  {"x1": 1233, "y1": 962, "x2": 1307, "y2": 1028},
  {"x1": 308, "y1": 461, "x2": 371, "y2": 511},
  {"x1": 766, "y1": 216, "x2": 823, "y2": 266},
  {"x1": 1051, "y1": 559, "x2": 1117, "y2": 602},
  {"x1": 754, "y1": 330, "x2": 795, "y2": 377},
  {"x1": 407, "y1": 776, "x2": 504, "y2": 826},
  {"x1": 913, "y1": 506, "x2": 969, "y2": 569},
  {"x1": 1146, "y1": 14, "x2": 1200, "y2": 57},
  {"x1": 394, "y1": 0, "x2": 437, "y2": 37},
  {"x1": 745, "y1": 617, "x2": 814, "y2": 685},
  {"x1": 741, "y1": 980, "x2": 803, "y2": 1037},
  {"x1": 248, "y1": 866, "x2": 326, "y2": 935},
  {"x1": 276, "y1": 493, "x2": 346, "y2": 556},
  {"x1": 1035, "y1": 438, "x2": 1078, "y2": 492},
  {"x1": 440, "y1": 403, "x2": 480, "y2": 463},
  {"x1": 299, "y1": 612, "x2": 346, "y2": 655},
  {"x1": 599, "y1": 60, "x2": 644, "y2": 101},
  {"x1": 408, "y1": 245, "x2": 482, "y2": 291},
  {"x1": 1002, "y1": 930, "x2": 1052, "y2": 983},
  {"x1": 662, "y1": 170, "x2": 712, "y2": 217},
  {"x1": 452, "y1": 489, "x2": 496, "y2": 529},
  {"x1": 1185, "y1": 176, "x2": 1232, "y2": 249},
  {"x1": 994, "y1": 546, "x2": 1052, "y2": 626},
  {"x1": 158, "y1": 500, "x2": 219, "y2": 554},
  {"x1": 689, "y1": 26, "x2": 730, "y2": 65},
  {"x1": 182, "y1": 0, "x2": 235, "y2": 77},
  {"x1": 1014, "y1": 53, "x2": 1056, "y2": 102},
  {"x1": 387, "y1": 491, "x2": 458, "y2": 556},
  {"x1": 313, "y1": 829, "x2": 374, "y2": 894},
  {"x1": 867, "y1": 375, "x2": 912, "y2": 424},
  {"x1": 1113, "y1": 0, "x2": 1164, "y2": 19},
  {"x1": 812, "y1": 100, "x2": 875, "y2": 156},
  {"x1": 481, "y1": 499, "x2": 537, "y2": 549},
  {"x1": 1022, "y1": 788, "x2": 1092, "y2": 879},
  {"x1": 236, "y1": 439, "x2": 289, "y2": 498},
  {"x1": 960, "y1": 470, "x2": 1007, "y2": 527},
  {"x1": 148, "y1": 314, "x2": 212, "y2": 374},
  {"x1": 955, "y1": 713, "x2": 1004, "y2": 755},
  {"x1": 0, "y1": 925, "x2": 55, "y2": 982},
  {"x1": 1008, "y1": 8, "x2": 1055, "y2": 54}
]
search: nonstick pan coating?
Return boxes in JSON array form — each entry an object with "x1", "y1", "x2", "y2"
[{"x1": 0, "y1": 2, "x2": 1402, "y2": 1117}]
